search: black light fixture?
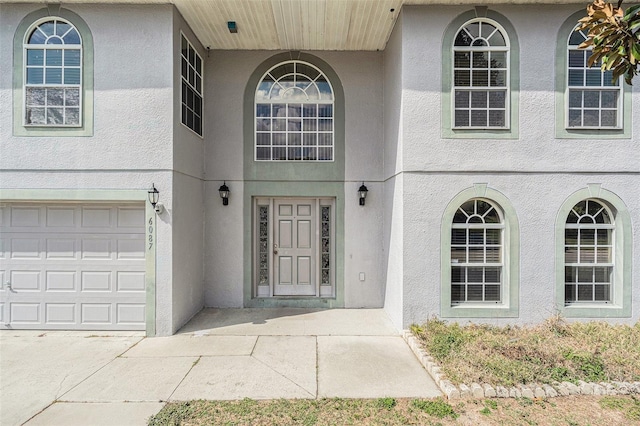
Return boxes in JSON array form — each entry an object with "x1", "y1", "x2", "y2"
[
  {"x1": 358, "y1": 183, "x2": 368, "y2": 206},
  {"x1": 148, "y1": 183, "x2": 163, "y2": 213},
  {"x1": 227, "y1": 21, "x2": 238, "y2": 33},
  {"x1": 219, "y1": 181, "x2": 230, "y2": 205}
]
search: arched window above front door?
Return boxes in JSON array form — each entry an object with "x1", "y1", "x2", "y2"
[{"x1": 255, "y1": 60, "x2": 334, "y2": 161}]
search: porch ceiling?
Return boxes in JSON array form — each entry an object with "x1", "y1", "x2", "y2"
[{"x1": 4, "y1": 0, "x2": 588, "y2": 51}]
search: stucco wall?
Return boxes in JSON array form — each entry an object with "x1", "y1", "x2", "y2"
[
  {"x1": 0, "y1": 4, "x2": 179, "y2": 335},
  {"x1": 0, "y1": 4, "x2": 175, "y2": 171},
  {"x1": 168, "y1": 8, "x2": 205, "y2": 333},
  {"x1": 402, "y1": 174, "x2": 639, "y2": 326},
  {"x1": 203, "y1": 50, "x2": 386, "y2": 308},
  {"x1": 383, "y1": 11, "x2": 405, "y2": 330},
  {"x1": 397, "y1": 5, "x2": 639, "y2": 327}
]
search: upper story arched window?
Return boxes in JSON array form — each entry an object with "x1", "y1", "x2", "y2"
[
  {"x1": 453, "y1": 18, "x2": 509, "y2": 129},
  {"x1": 24, "y1": 18, "x2": 82, "y2": 127},
  {"x1": 255, "y1": 60, "x2": 334, "y2": 161},
  {"x1": 566, "y1": 26, "x2": 622, "y2": 128}
]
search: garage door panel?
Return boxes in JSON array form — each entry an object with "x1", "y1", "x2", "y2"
[
  {"x1": 46, "y1": 239, "x2": 77, "y2": 259},
  {"x1": 116, "y1": 304, "x2": 145, "y2": 324},
  {"x1": 81, "y1": 207, "x2": 112, "y2": 228},
  {"x1": 46, "y1": 207, "x2": 76, "y2": 227},
  {"x1": 10, "y1": 303, "x2": 40, "y2": 323},
  {"x1": 11, "y1": 238, "x2": 40, "y2": 259},
  {"x1": 118, "y1": 208, "x2": 145, "y2": 228},
  {"x1": 81, "y1": 271, "x2": 112, "y2": 292},
  {"x1": 117, "y1": 272, "x2": 145, "y2": 292},
  {"x1": 10, "y1": 207, "x2": 41, "y2": 227},
  {"x1": 82, "y1": 239, "x2": 113, "y2": 259},
  {"x1": 81, "y1": 303, "x2": 111, "y2": 324},
  {"x1": 117, "y1": 238, "x2": 145, "y2": 259},
  {"x1": 45, "y1": 303, "x2": 76, "y2": 324},
  {"x1": 0, "y1": 203, "x2": 146, "y2": 330},
  {"x1": 46, "y1": 271, "x2": 77, "y2": 291},
  {"x1": 11, "y1": 271, "x2": 41, "y2": 291}
]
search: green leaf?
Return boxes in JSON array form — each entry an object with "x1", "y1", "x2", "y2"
[
  {"x1": 623, "y1": 4, "x2": 640, "y2": 20},
  {"x1": 631, "y1": 43, "x2": 640, "y2": 61}
]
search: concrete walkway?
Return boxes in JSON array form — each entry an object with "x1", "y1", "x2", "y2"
[{"x1": 1, "y1": 308, "x2": 441, "y2": 426}]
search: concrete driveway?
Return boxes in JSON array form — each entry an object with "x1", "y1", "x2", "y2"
[{"x1": 1, "y1": 308, "x2": 441, "y2": 426}]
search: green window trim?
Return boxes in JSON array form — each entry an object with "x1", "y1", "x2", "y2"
[
  {"x1": 442, "y1": 8, "x2": 520, "y2": 139},
  {"x1": 13, "y1": 7, "x2": 94, "y2": 136},
  {"x1": 554, "y1": 11, "x2": 632, "y2": 139},
  {"x1": 441, "y1": 184, "x2": 520, "y2": 318},
  {"x1": 555, "y1": 185, "x2": 632, "y2": 317},
  {"x1": 243, "y1": 52, "x2": 345, "y2": 182}
]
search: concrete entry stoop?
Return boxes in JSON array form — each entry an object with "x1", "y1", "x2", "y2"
[{"x1": 1, "y1": 309, "x2": 441, "y2": 426}]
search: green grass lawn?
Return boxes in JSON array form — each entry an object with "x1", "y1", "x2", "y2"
[
  {"x1": 411, "y1": 317, "x2": 640, "y2": 387},
  {"x1": 149, "y1": 395, "x2": 640, "y2": 425},
  {"x1": 149, "y1": 317, "x2": 640, "y2": 425}
]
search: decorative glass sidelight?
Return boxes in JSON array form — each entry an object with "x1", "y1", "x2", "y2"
[
  {"x1": 321, "y1": 205, "x2": 331, "y2": 286},
  {"x1": 258, "y1": 205, "x2": 269, "y2": 285}
]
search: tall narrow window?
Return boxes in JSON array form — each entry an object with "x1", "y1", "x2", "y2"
[
  {"x1": 181, "y1": 34, "x2": 203, "y2": 136},
  {"x1": 567, "y1": 26, "x2": 622, "y2": 128},
  {"x1": 451, "y1": 199, "x2": 504, "y2": 303},
  {"x1": 24, "y1": 18, "x2": 82, "y2": 126},
  {"x1": 564, "y1": 199, "x2": 614, "y2": 303},
  {"x1": 453, "y1": 19, "x2": 509, "y2": 129},
  {"x1": 258, "y1": 205, "x2": 269, "y2": 286},
  {"x1": 255, "y1": 61, "x2": 334, "y2": 161}
]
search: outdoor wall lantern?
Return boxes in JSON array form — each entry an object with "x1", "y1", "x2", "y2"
[
  {"x1": 148, "y1": 183, "x2": 164, "y2": 214},
  {"x1": 358, "y1": 183, "x2": 368, "y2": 206},
  {"x1": 219, "y1": 181, "x2": 230, "y2": 206}
]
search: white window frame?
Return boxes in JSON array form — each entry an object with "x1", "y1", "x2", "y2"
[
  {"x1": 451, "y1": 199, "x2": 505, "y2": 305},
  {"x1": 452, "y1": 18, "x2": 510, "y2": 130},
  {"x1": 555, "y1": 186, "x2": 632, "y2": 318},
  {"x1": 180, "y1": 32, "x2": 203, "y2": 137},
  {"x1": 23, "y1": 17, "x2": 83, "y2": 127},
  {"x1": 565, "y1": 26, "x2": 622, "y2": 129},
  {"x1": 254, "y1": 60, "x2": 335, "y2": 162},
  {"x1": 564, "y1": 199, "x2": 615, "y2": 304},
  {"x1": 441, "y1": 185, "x2": 520, "y2": 318}
]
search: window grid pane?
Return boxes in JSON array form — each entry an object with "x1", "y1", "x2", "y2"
[
  {"x1": 453, "y1": 19, "x2": 509, "y2": 129},
  {"x1": 180, "y1": 34, "x2": 203, "y2": 136},
  {"x1": 255, "y1": 61, "x2": 334, "y2": 161},
  {"x1": 24, "y1": 19, "x2": 82, "y2": 127},
  {"x1": 451, "y1": 199, "x2": 504, "y2": 304},
  {"x1": 564, "y1": 199, "x2": 614, "y2": 304},
  {"x1": 566, "y1": 29, "x2": 621, "y2": 129}
]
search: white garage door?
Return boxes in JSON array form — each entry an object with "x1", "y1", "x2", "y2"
[{"x1": 0, "y1": 203, "x2": 146, "y2": 330}]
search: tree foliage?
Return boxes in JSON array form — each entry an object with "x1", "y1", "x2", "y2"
[{"x1": 578, "y1": 0, "x2": 640, "y2": 84}]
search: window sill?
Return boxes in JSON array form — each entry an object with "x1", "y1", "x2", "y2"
[
  {"x1": 560, "y1": 303, "x2": 628, "y2": 318},
  {"x1": 442, "y1": 303, "x2": 518, "y2": 318}
]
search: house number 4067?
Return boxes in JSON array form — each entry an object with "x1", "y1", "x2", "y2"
[{"x1": 148, "y1": 217, "x2": 154, "y2": 250}]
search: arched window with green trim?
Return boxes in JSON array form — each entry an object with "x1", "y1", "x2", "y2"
[
  {"x1": 255, "y1": 60, "x2": 334, "y2": 162},
  {"x1": 555, "y1": 186, "x2": 632, "y2": 318},
  {"x1": 441, "y1": 184, "x2": 520, "y2": 318},
  {"x1": 452, "y1": 18, "x2": 510, "y2": 129},
  {"x1": 24, "y1": 18, "x2": 83, "y2": 126}
]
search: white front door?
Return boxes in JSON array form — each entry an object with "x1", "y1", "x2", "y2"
[{"x1": 273, "y1": 199, "x2": 316, "y2": 296}]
